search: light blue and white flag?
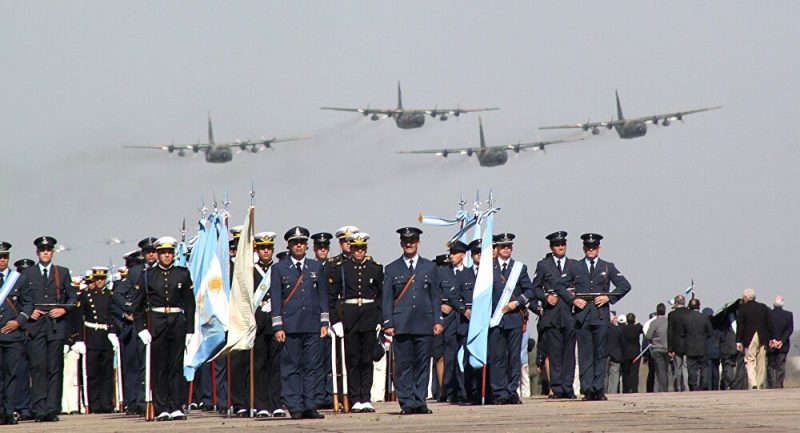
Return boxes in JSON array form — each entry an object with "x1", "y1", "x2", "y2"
[
  {"x1": 465, "y1": 210, "x2": 496, "y2": 369},
  {"x1": 0, "y1": 270, "x2": 21, "y2": 305}
]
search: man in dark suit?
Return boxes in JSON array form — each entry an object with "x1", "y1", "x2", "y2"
[
  {"x1": 681, "y1": 298, "x2": 712, "y2": 391},
  {"x1": 606, "y1": 312, "x2": 624, "y2": 394},
  {"x1": 271, "y1": 226, "x2": 329, "y2": 420},
  {"x1": 22, "y1": 236, "x2": 75, "y2": 422},
  {"x1": 382, "y1": 227, "x2": 443, "y2": 415},
  {"x1": 0, "y1": 242, "x2": 33, "y2": 425},
  {"x1": 620, "y1": 313, "x2": 643, "y2": 393},
  {"x1": 736, "y1": 288, "x2": 774, "y2": 389},
  {"x1": 531, "y1": 231, "x2": 576, "y2": 399},
  {"x1": 767, "y1": 295, "x2": 793, "y2": 389},
  {"x1": 557, "y1": 233, "x2": 631, "y2": 401},
  {"x1": 667, "y1": 295, "x2": 690, "y2": 391}
]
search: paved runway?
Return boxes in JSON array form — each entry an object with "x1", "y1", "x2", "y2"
[{"x1": 12, "y1": 388, "x2": 800, "y2": 432}]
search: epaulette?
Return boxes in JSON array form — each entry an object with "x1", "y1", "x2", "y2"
[{"x1": 366, "y1": 256, "x2": 381, "y2": 266}]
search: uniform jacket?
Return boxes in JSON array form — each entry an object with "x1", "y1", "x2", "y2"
[
  {"x1": 491, "y1": 258, "x2": 534, "y2": 330},
  {"x1": 253, "y1": 260, "x2": 274, "y2": 335},
  {"x1": 680, "y1": 309, "x2": 712, "y2": 357},
  {"x1": 77, "y1": 288, "x2": 117, "y2": 351},
  {"x1": 531, "y1": 254, "x2": 574, "y2": 330},
  {"x1": 437, "y1": 264, "x2": 464, "y2": 337},
  {"x1": 456, "y1": 266, "x2": 476, "y2": 337},
  {"x1": 768, "y1": 307, "x2": 794, "y2": 354},
  {"x1": 558, "y1": 257, "x2": 631, "y2": 327},
  {"x1": 270, "y1": 257, "x2": 329, "y2": 334},
  {"x1": 382, "y1": 256, "x2": 443, "y2": 335},
  {"x1": 0, "y1": 270, "x2": 32, "y2": 342},
  {"x1": 328, "y1": 257, "x2": 383, "y2": 333},
  {"x1": 131, "y1": 264, "x2": 195, "y2": 333},
  {"x1": 23, "y1": 264, "x2": 76, "y2": 340}
]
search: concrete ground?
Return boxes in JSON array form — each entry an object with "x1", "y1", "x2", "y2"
[{"x1": 12, "y1": 388, "x2": 800, "y2": 433}]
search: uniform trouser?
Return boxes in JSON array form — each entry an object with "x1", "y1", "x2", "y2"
[
  {"x1": 606, "y1": 361, "x2": 620, "y2": 393},
  {"x1": 441, "y1": 331, "x2": 460, "y2": 401},
  {"x1": 230, "y1": 350, "x2": 250, "y2": 410},
  {"x1": 542, "y1": 325, "x2": 576, "y2": 397},
  {"x1": 281, "y1": 333, "x2": 321, "y2": 413},
  {"x1": 455, "y1": 334, "x2": 469, "y2": 399},
  {"x1": 488, "y1": 327, "x2": 522, "y2": 401},
  {"x1": 61, "y1": 347, "x2": 80, "y2": 414},
  {"x1": 744, "y1": 335, "x2": 766, "y2": 389},
  {"x1": 151, "y1": 313, "x2": 187, "y2": 414},
  {"x1": 120, "y1": 324, "x2": 144, "y2": 412},
  {"x1": 393, "y1": 334, "x2": 431, "y2": 410},
  {"x1": 651, "y1": 350, "x2": 670, "y2": 392},
  {"x1": 192, "y1": 361, "x2": 212, "y2": 406},
  {"x1": 254, "y1": 332, "x2": 282, "y2": 412},
  {"x1": 15, "y1": 348, "x2": 31, "y2": 415},
  {"x1": 317, "y1": 336, "x2": 332, "y2": 407},
  {"x1": 27, "y1": 333, "x2": 64, "y2": 417},
  {"x1": 344, "y1": 329, "x2": 377, "y2": 403},
  {"x1": 707, "y1": 358, "x2": 720, "y2": 390},
  {"x1": 87, "y1": 348, "x2": 115, "y2": 412},
  {"x1": 575, "y1": 321, "x2": 608, "y2": 395},
  {"x1": 0, "y1": 340, "x2": 23, "y2": 416},
  {"x1": 767, "y1": 352, "x2": 786, "y2": 389},
  {"x1": 686, "y1": 356, "x2": 707, "y2": 391},
  {"x1": 670, "y1": 355, "x2": 688, "y2": 391},
  {"x1": 192, "y1": 358, "x2": 227, "y2": 409},
  {"x1": 621, "y1": 359, "x2": 639, "y2": 393}
]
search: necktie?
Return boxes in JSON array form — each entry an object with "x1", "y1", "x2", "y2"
[
  {"x1": 295, "y1": 262, "x2": 302, "y2": 274},
  {"x1": 502, "y1": 262, "x2": 508, "y2": 274},
  {"x1": 43, "y1": 268, "x2": 48, "y2": 281},
  {"x1": 474, "y1": 267, "x2": 478, "y2": 276},
  {"x1": 0, "y1": 272, "x2": 5, "y2": 287},
  {"x1": 408, "y1": 260, "x2": 414, "y2": 273},
  {"x1": 557, "y1": 259, "x2": 563, "y2": 273},
  {"x1": 589, "y1": 259, "x2": 595, "y2": 275}
]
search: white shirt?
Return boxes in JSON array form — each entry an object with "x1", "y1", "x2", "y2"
[
  {"x1": 291, "y1": 257, "x2": 305, "y2": 270},
  {"x1": 497, "y1": 258, "x2": 511, "y2": 271},
  {"x1": 38, "y1": 263, "x2": 52, "y2": 275},
  {"x1": 553, "y1": 255, "x2": 567, "y2": 272},
  {"x1": 453, "y1": 264, "x2": 465, "y2": 274},
  {"x1": 584, "y1": 257, "x2": 598, "y2": 272}
]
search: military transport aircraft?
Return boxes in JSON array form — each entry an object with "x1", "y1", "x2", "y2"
[
  {"x1": 539, "y1": 91, "x2": 721, "y2": 139},
  {"x1": 321, "y1": 82, "x2": 498, "y2": 129},
  {"x1": 123, "y1": 115, "x2": 309, "y2": 163},
  {"x1": 397, "y1": 118, "x2": 581, "y2": 167}
]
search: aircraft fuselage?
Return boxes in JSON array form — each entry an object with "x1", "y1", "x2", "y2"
[
  {"x1": 476, "y1": 148, "x2": 508, "y2": 167},
  {"x1": 205, "y1": 144, "x2": 233, "y2": 163},
  {"x1": 394, "y1": 112, "x2": 426, "y2": 129},
  {"x1": 615, "y1": 121, "x2": 647, "y2": 139}
]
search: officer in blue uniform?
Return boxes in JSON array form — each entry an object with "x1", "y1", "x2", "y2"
[
  {"x1": 114, "y1": 238, "x2": 156, "y2": 415},
  {"x1": 271, "y1": 226, "x2": 329, "y2": 420},
  {"x1": 557, "y1": 233, "x2": 631, "y2": 401},
  {"x1": 382, "y1": 227, "x2": 443, "y2": 415},
  {"x1": 531, "y1": 231, "x2": 577, "y2": 399},
  {"x1": 0, "y1": 242, "x2": 33, "y2": 425},
  {"x1": 489, "y1": 233, "x2": 534, "y2": 405},
  {"x1": 23, "y1": 236, "x2": 75, "y2": 422},
  {"x1": 438, "y1": 240, "x2": 469, "y2": 403},
  {"x1": 458, "y1": 239, "x2": 482, "y2": 403},
  {"x1": 310, "y1": 231, "x2": 334, "y2": 410}
]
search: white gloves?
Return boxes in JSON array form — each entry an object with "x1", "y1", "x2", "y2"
[
  {"x1": 185, "y1": 333, "x2": 194, "y2": 348},
  {"x1": 63, "y1": 344, "x2": 71, "y2": 355},
  {"x1": 138, "y1": 329, "x2": 152, "y2": 345},
  {"x1": 72, "y1": 341, "x2": 87, "y2": 355},
  {"x1": 332, "y1": 322, "x2": 344, "y2": 338},
  {"x1": 108, "y1": 333, "x2": 120, "y2": 350}
]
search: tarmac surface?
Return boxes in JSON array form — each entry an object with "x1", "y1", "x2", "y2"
[{"x1": 12, "y1": 388, "x2": 800, "y2": 432}]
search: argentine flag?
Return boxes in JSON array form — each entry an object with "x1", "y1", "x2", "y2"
[{"x1": 466, "y1": 211, "x2": 495, "y2": 369}]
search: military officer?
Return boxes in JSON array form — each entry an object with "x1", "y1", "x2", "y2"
[
  {"x1": 23, "y1": 236, "x2": 75, "y2": 422},
  {"x1": 271, "y1": 226, "x2": 329, "y2": 420},
  {"x1": 11, "y1": 257, "x2": 35, "y2": 420},
  {"x1": 488, "y1": 233, "x2": 534, "y2": 405},
  {"x1": 310, "y1": 231, "x2": 333, "y2": 409},
  {"x1": 0, "y1": 242, "x2": 33, "y2": 425},
  {"x1": 458, "y1": 239, "x2": 482, "y2": 403},
  {"x1": 130, "y1": 236, "x2": 195, "y2": 421},
  {"x1": 382, "y1": 227, "x2": 443, "y2": 415},
  {"x1": 437, "y1": 240, "x2": 469, "y2": 403},
  {"x1": 74, "y1": 267, "x2": 119, "y2": 413},
  {"x1": 14, "y1": 259, "x2": 35, "y2": 272},
  {"x1": 115, "y1": 238, "x2": 158, "y2": 415},
  {"x1": 329, "y1": 232, "x2": 383, "y2": 413},
  {"x1": 531, "y1": 231, "x2": 577, "y2": 399},
  {"x1": 311, "y1": 232, "x2": 333, "y2": 262},
  {"x1": 557, "y1": 233, "x2": 631, "y2": 401}
]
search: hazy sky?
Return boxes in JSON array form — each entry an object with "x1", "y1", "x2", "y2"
[{"x1": 2, "y1": 1, "x2": 798, "y2": 317}]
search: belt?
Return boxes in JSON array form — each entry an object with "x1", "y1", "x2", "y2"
[
  {"x1": 344, "y1": 298, "x2": 374, "y2": 306},
  {"x1": 151, "y1": 306, "x2": 184, "y2": 314},
  {"x1": 84, "y1": 321, "x2": 108, "y2": 330}
]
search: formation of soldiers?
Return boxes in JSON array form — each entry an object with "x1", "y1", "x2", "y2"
[{"x1": 0, "y1": 227, "x2": 635, "y2": 424}]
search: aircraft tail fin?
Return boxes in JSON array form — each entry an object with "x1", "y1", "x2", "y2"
[
  {"x1": 208, "y1": 113, "x2": 215, "y2": 145},
  {"x1": 479, "y1": 117, "x2": 486, "y2": 148},
  {"x1": 615, "y1": 90, "x2": 624, "y2": 120},
  {"x1": 397, "y1": 81, "x2": 403, "y2": 109}
]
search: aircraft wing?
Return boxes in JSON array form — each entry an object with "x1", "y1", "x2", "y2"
[
  {"x1": 320, "y1": 106, "x2": 396, "y2": 115},
  {"x1": 397, "y1": 147, "x2": 476, "y2": 157},
  {"x1": 538, "y1": 120, "x2": 621, "y2": 131},
  {"x1": 501, "y1": 137, "x2": 583, "y2": 152},
  {"x1": 123, "y1": 143, "x2": 209, "y2": 152},
  {"x1": 421, "y1": 107, "x2": 499, "y2": 116},
  {"x1": 397, "y1": 137, "x2": 581, "y2": 157},
  {"x1": 220, "y1": 136, "x2": 311, "y2": 151},
  {"x1": 631, "y1": 106, "x2": 722, "y2": 124}
]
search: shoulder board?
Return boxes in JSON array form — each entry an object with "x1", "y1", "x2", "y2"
[{"x1": 366, "y1": 256, "x2": 381, "y2": 266}]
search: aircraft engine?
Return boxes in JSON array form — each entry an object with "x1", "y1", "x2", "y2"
[
  {"x1": 167, "y1": 145, "x2": 175, "y2": 153},
  {"x1": 513, "y1": 145, "x2": 521, "y2": 153},
  {"x1": 453, "y1": 112, "x2": 460, "y2": 117},
  {"x1": 662, "y1": 118, "x2": 671, "y2": 126},
  {"x1": 592, "y1": 127, "x2": 600, "y2": 135},
  {"x1": 192, "y1": 145, "x2": 200, "y2": 153},
  {"x1": 676, "y1": 114, "x2": 683, "y2": 121},
  {"x1": 371, "y1": 114, "x2": 380, "y2": 121},
  {"x1": 178, "y1": 149, "x2": 186, "y2": 157},
  {"x1": 441, "y1": 149, "x2": 449, "y2": 158},
  {"x1": 466, "y1": 148, "x2": 473, "y2": 157},
  {"x1": 250, "y1": 145, "x2": 259, "y2": 153},
  {"x1": 538, "y1": 143, "x2": 546, "y2": 151},
  {"x1": 239, "y1": 143, "x2": 247, "y2": 151},
  {"x1": 439, "y1": 115, "x2": 448, "y2": 121}
]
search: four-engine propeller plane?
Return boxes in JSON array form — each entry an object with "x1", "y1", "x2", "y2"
[
  {"x1": 539, "y1": 90, "x2": 721, "y2": 139},
  {"x1": 397, "y1": 117, "x2": 582, "y2": 167},
  {"x1": 321, "y1": 82, "x2": 498, "y2": 129},
  {"x1": 123, "y1": 115, "x2": 309, "y2": 163}
]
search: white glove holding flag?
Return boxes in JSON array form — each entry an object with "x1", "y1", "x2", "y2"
[
  {"x1": 138, "y1": 329, "x2": 152, "y2": 345},
  {"x1": 107, "y1": 333, "x2": 120, "y2": 350},
  {"x1": 332, "y1": 322, "x2": 344, "y2": 338},
  {"x1": 72, "y1": 341, "x2": 87, "y2": 355},
  {"x1": 185, "y1": 333, "x2": 194, "y2": 348},
  {"x1": 63, "y1": 344, "x2": 71, "y2": 355}
]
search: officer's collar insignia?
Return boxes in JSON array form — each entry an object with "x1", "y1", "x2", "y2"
[{"x1": 310, "y1": 271, "x2": 317, "y2": 279}]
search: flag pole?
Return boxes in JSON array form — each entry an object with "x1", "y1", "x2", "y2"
[{"x1": 248, "y1": 201, "x2": 255, "y2": 417}]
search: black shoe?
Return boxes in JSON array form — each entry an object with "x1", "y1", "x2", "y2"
[
  {"x1": 509, "y1": 394, "x2": 521, "y2": 404},
  {"x1": 581, "y1": 392, "x2": 594, "y2": 401},
  {"x1": 565, "y1": 393, "x2": 577, "y2": 399},
  {"x1": 303, "y1": 409, "x2": 324, "y2": 419},
  {"x1": 400, "y1": 408, "x2": 415, "y2": 415},
  {"x1": 493, "y1": 397, "x2": 507, "y2": 405},
  {"x1": 44, "y1": 413, "x2": 59, "y2": 422},
  {"x1": 595, "y1": 393, "x2": 608, "y2": 401},
  {"x1": 415, "y1": 406, "x2": 432, "y2": 414},
  {"x1": 290, "y1": 411, "x2": 304, "y2": 420}
]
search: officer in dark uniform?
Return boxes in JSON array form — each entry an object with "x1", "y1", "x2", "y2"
[
  {"x1": 130, "y1": 236, "x2": 195, "y2": 421},
  {"x1": 489, "y1": 233, "x2": 534, "y2": 405},
  {"x1": 458, "y1": 239, "x2": 482, "y2": 403},
  {"x1": 382, "y1": 227, "x2": 443, "y2": 415},
  {"x1": 23, "y1": 236, "x2": 75, "y2": 422},
  {"x1": 0, "y1": 243, "x2": 33, "y2": 425},
  {"x1": 312, "y1": 232, "x2": 333, "y2": 262},
  {"x1": 114, "y1": 238, "x2": 157, "y2": 415},
  {"x1": 531, "y1": 231, "x2": 577, "y2": 399},
  {"x1": 329, "y1": 232, "x2": 383, "y2": 413},
  {"x1": 310, "y1": 231, "x2": 333, "y2": 409},
  {"x1": 437, "y1": 240, "x2": 469, "y2": 403},
  {"x1": 271, "y1": 226, "x2": 329, "y2": 420},
  {"x1": 75, "y1": 267, "x2": 118, "y2": 413},
  {"x1": 10, "y1": 256, "x2": 35, "y2": 421},
  {"x1": 14, "y1": 259, "x2": 35, "y2": 272},
  {"x1": 556, "y1": 233, "x2": 631, "y2": 401}
]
